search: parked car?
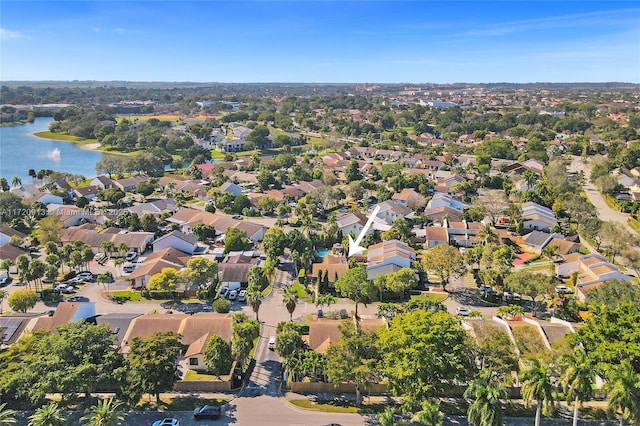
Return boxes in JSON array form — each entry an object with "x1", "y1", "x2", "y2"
[
  {"x1": 456, "y1": 306, "x2": 470, "y2": 316},
  {"x1": 237, "y1": 289, "x2": 246, "y2": 302},
  {"x1": 123, "y1": 263, "x2": 137, "y2": 273},
  {"x1": 125, "y1": 251, "x2": 137, "y2": 261},
  {"x1": 62, "y1": 285, "x2": 76, "y2": 294},
  {"x1": 0, "y1": 275, "x2": 12, "y2": 286},
  {"x1": 94, "y1": 252, "x2": 105, "y2": 261},
  {"x1": 193, "y1": 405, "x2": 221, "y2": 420},
  {"x1": 228, "y1": 289, "x2": 238, "y2": 300},
  {"x1": 268, "y1": 336, "x2": 276, "y2": 350},
  {"x1": 152, "y1": 419, "x2": 180, "y2": 426},
  {"x1": 76, "y1": 272, "x2": 94, "y2": 281},
  {"x1": 555, "y1": 285, "x2": 574, "y2": 294},
  {"x1": 219, "y1": 287, "x2": 229, "y2": 298}
]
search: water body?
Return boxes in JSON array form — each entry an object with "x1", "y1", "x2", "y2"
[{"x1": 0, "y1": 117, "x2": 104, "y2": 182}]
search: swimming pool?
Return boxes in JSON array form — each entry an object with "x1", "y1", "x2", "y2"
[{"x1": 317, "y1": 250, "x2": 330, "y2": 257}]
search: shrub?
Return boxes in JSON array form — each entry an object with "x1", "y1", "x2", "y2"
[{"x1": 213, "y1": 298, "x2": 231, "y2": 313}]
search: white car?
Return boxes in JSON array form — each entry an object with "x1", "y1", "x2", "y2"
[
  {"x1": 76, "y1": 272, "x2": 94, "y2": 280},
  {"x1": 555, "y1": 285, "x2": 574, "y2": 294},
  {"x1": 228, "y1": 289, "x2": 238, "y2": 300},
  {"x1": 456, "y1": 306, "x2": 470, "y2": 316},
  {"x1": 238, "y1": 289, "x2": 246, "y2": 302},
  {"x1": 125, "y1": 251, "x2": 137, "y2": 261}
]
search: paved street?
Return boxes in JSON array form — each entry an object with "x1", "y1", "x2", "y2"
[{"x1": 568, "y1": 155, "x2": 639, "y2": 237}]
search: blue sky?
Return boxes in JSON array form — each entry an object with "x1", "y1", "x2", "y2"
[{"x1": 1, "y1": 1, "x2": 639, "y2": 83}]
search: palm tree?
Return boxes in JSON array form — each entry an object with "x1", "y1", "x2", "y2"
[
  {"x1": 117, "y1": 243, "x2": 129, "y2": 258},
  {"x1": 606, "y1": 360, "x2": 640, "y2": 426},
  {"x1": 523, "y1": 170, "x2": 537, "y2": 189},
  {"x1": 465, "y1": 377, "x2": 508, "y2": 426},
  {"x1": 0, "y1": 290, "x2": 7, "y2": 315},
  {"x1": 0, "y1": 178, "x2": 9, "y2": 192},
  {"x1": 10, "y1": 176, "x2": 21, "y2": 188},
  {"x1": 561, "y1": 346, "x2": 596, "y2": 426},
  {"x1": 80, "y1": 398, "x2": 125, "y2": 426},
  {"x1": 100, "y1": 241, "x2": 115, "y2": 259},
  {"x1": 476, "y1": 224, "x2": 498, "y2": 245},
  {"x1": 520, "y1": 358, "x2": 555, "y2": 426},
  {"x1": 283, "y1": 286, "x2": 299, "y2": 321},
  {"x1": 0, "y1": 402, "x2": 17, "y2": 425},
  {"x1": 246, "y1": 287, "x2": 262, "y2": 322},
  {"x1": 28, "y1": 403, "x2": 65, "y2": 426},
  {"x1": 28, "y1": 169, "x2": 36, "y2": 183},
  {"x1": 542, "y1": 244, "x2": 559, "y2": 264},
  {"x1": 114, "y1": 258, "x2": 125, "y2": 277}
]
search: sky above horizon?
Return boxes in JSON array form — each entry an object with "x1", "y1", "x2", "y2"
[{"x1": 2, "y1": 1, "x2": 639, "y2": 84}]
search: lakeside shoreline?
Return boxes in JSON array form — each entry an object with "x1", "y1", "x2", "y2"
[{"x1": 33, "y1": 131, "x2": 133, "y2": 157}]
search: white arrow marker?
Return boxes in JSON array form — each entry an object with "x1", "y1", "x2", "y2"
[{"x1": 348, "y1": 204, "x2": 381, "y2": 257}]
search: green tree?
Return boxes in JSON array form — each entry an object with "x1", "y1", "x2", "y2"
[
  {"x1": 412, "y1": 399, "x2": 444, "y2": 426},
  {"x1": 35, "y1": 216, "x2": 63, "y2": 246},
  {"x1": 124, "y1": 331, "x2": 183, "y2": 404},
  {"x1": 283, "y1": 286, "x2": 299, "y2": 321},
  {"x1": 192, "y1": 223, "x2": 216, "y2": 241},
  {"x1": 28, "y1": 403, "x2": 65, "y2": 426},
  {"x1": 520, "y1": 358, "x2": 555, "y2": 426},
  {"x1": 275, "y1": 329, "x2": 305, "y2": 359},
  {"x1": 379, "y1": 310, "x2": 474, "y2": 410},
  {"x1": 262, "y1": 226, "x2": 287, "y2": 261},
  {"x1": 561, "y1": 346, "x2": 596, "y2": 426},
  {"x1": 600, "y1": 221, "x2": 636, "y2": 263},
  {"x1": 326, "y1": 323, "x2": 381, "y2": 405},
  {"x1": 146, "y1": 267, "x2": 189, "y2": 300},
  {"x1": 334, "y1": 266, "x2": 375, "y2": 317},
  {"x1": 423, "y1": 245, "x2": 467, "y2": 291},
  {"x1": 140, "y1": 214, "x2": 158, "y2": 233},
  {"x1": 8, "y1": 289, "x2": 37, "y2": 313},
  {"x1": 504, "y1": 270, "x2": 552, "y2": 316},
  {"x1": 246, "y1": 287, "x2": 262, "y2": 322},
  {"x1": 231, "y1": 314, "x2": 259, "y2": 367},
  {"x1": 345, "y1": 160, "x2": 362, "y2": 182},
  {"x1": 586, "y1": 279, "x2": 640, "y2": 309},
  {"x1": 465, "y1": 377, "x2": 508, "y2": 426},
  {"x1": 224, "y1": 227, "x2": 249, "y2": 253},
  {"x1": 606, "y1": 360, "x2": 640, "y2": 426},
  {"x1": 203, "y1": 335, "x2": 233, "y2": 378},
  {"x1": 80, "y1": 398, "x2": 125, "y2": 426}
]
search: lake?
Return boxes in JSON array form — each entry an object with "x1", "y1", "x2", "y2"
[{"x1": 0, "y1": 117, "x2": 105, "y2": 182}]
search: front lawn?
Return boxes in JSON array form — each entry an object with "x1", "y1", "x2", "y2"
[
  {"x1": 109, "y1": 290, "x2": 141, "y2": 302},
  {"x1": 182, "y1": 370, "x2": 223, "y2": 382}
]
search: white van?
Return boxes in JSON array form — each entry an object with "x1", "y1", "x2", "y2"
[{"x1": 268, "y1": 336, "x2": 276, "y2": 350}]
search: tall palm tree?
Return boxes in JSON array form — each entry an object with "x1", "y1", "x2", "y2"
[
  {"x1": 117, "y1": 243, "x2": 129, "y2": 258},
  {"x1": 606, "y1": 360, "x2": 640, "y2": 426},
  {"x1": 28, "y1": 403, "x2": 65, "y2": 426},
  {"x1": 0, "y1": 290, "x2": 8, "y2": 315},
  {"x1": 283, "y1": 286, "x2": 299, "y2": 321},
  {"x1": 100, "y1": 241, "x2": 115, "y2": 259},
  {"x1": 0, "y1": 402, "x2": 17, "y2": 425},
  {"x1": 80, "y1": 398, "x2": 125, "y2": 426},
  {"x1": 476, "y1": 224, "x2": 498, "y2": 245},
  {"x1": 465, "y1": 377, "x2": 508, "y2": 426},
  {"x1": 523, "y1": 170, "x2": 537, "y2": 189},
  {"x1": 561, "y1": 346, "x2": 596, "y2": 426},
  {"x1": 10, "y1": 176, "x2": 21, "y2": 188},
  {"x1": 114, "y1": 258, "x2": 125, "y2": 277},
  {"x1": 520, "y1": 358, "x2": 555, "y2": 426},
  {"x1": 246, "y1": 287, "x2": 262, "y2": 322}
]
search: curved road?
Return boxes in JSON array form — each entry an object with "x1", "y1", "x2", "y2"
[{"x1": 568, "y1": 155, "x2": 639, "y2": 237}]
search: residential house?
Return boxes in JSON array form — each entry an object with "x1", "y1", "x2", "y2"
[
  {"x1": 31, "y1": 302, "x2": 96, "y2": 332},
  {"x1": 73, "y1": 185, "x2": 100, "y2": 202},
  {"x1": 26, "y1": 192, "x2": 64, "y2": 206},
  {"x1": 218, "y1": 251, "x2": 261, "y2": 288},
  {"x1": 446, "y1": 220, "x2": 481, "y2": 247},
  {"x1": 522, "y1": 231, "x2": 562, "y2": 254},
  {"x1": 180, "y1": 313, "x2": 233, "y2": 371},
  {"x1": 425, "y1": 226, "x2": 449, "y2": 248},
  {"x1": 0, "y1": 244, "x2": 28, "y2": 263},
  {"x1": 0, "y1": 227, "x2": 27, "y2": 246},
  {"x1": 521, "y1": 202, "x2": 558, "y2": 232},
  {"x1": 113, "y1": 176, "x2": 148, "y2": 193},
  {"x1": 127, "y1": 198, "x2": 178, "y2": 217},
  {"x1": 93, "y1": 313, "x2": 143, "y2": 345},
  {"x1": 47, "y1": 205, "x2": 92, "y2": 227},
  {"x1": 366, "y1": 239, "x2": 416, "y2": 280},
  {"x1": 128, "y1": 247, "x2": 190, "y2": 289},
  {"x1": 219, "y1": 181, "x2": 243, "y2": 197},
  {"x1": 9, "y1": 184, "x2": 40, "y2": 199},
  {"x1": 310, "y1": 255, "x2": 349, "y2": 284},
  {"x1": 307, "y1": 318, "x2": 386, "y2": 353},
  {"x1": 90, "y1": 176, "x2": 114, "y2": 190},
  {"x1": 377, "y1": 201, "x2": 413, "y2": 225},
  {"x1": 153, "y1": 230, "x2": 200, "y2": 255},
  {"x1": 559, "y1": 254, "x2": 631, "y2": 301},
  {"x1": 392, "y1": 188, "x2": 426, "y2": 209}
]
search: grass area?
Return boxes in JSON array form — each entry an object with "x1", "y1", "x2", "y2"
[
  {"x1": 291, "y1": 281, "x2": 308, "y2": 299},
  {"x1": 409, "y1": 293, "x2": 447, "y2": 303},
  {"x1": 136, "y1": 396, "x2": 228, "y2": 411},
  {"x1": 261, "y1": 285, "x2": 272, "y2": 297},
  {"x1": 182, "y1": 370, "x2": 222, "y2": 382},
  {"x1": 289, "y1": 399, "x2": 359, "y2": 413},
  {"x1": 511, "y1": 323, "x2": 548, "y2": 356},
  {"x1": 116, "y1": 114, "x2": 183, "y2": 123},
  {"x1": 521, "y1": 263, "x2": 555, "y2": 272},
  {"x1": 210, "y1": 149, "x2": 225, "y2": 160},
  {"x1": 628, "y1": 218, "x2": 640, "y2": 234},
  {"x1": 110, "y1": 290, "x2": 141, "y2": 302},
  {"x1": 34, "y1": 131, "x2": 98, "y2": 144}
]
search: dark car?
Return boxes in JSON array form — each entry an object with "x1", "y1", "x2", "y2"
[{"x1": 193, "y1": 405, "x2": 221, "y2": 420}]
